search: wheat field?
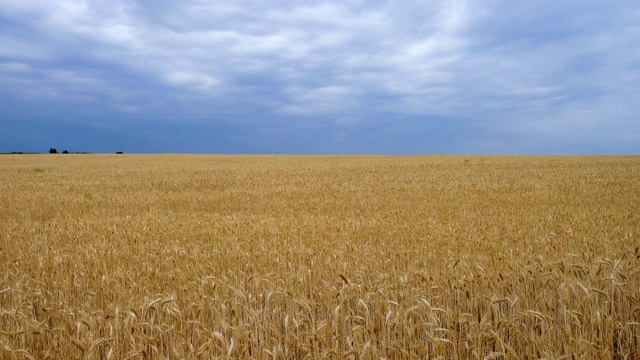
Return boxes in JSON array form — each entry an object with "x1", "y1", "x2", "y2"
[{"x1": 1, "y1": 155, "x2": 639, "y2": 359}]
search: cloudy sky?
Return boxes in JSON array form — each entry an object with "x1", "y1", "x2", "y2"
[{"x1": 1, "y1": 1, "x2": 639, "y2": 154}]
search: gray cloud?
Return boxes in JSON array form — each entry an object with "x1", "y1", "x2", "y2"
[{"x1": 1, "y1": 0, "x2": 638, "y2": 154}]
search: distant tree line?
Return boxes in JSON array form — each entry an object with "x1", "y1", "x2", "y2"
[
  {"x1": 48, "y1": 148, "x2": 93, "y2": 154},
  {"x1": 47, "y1": 147, "x2": 121, "y2": 154},
  {"x1": 1, "y1": 148, "x2": 126, "y2": 154}
]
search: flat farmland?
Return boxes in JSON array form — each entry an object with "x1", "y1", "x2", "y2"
[{"x1": 1, "y1": 155, "x2": 639, "y2": 359}]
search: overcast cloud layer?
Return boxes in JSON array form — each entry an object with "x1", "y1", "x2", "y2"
[{"x1": 1, "y1": 1, "x2": 639, "y2": 154}]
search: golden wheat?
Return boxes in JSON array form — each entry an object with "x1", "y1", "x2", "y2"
[{"x1": 1, "y1": 154, "x2": 639, "y2": 359}]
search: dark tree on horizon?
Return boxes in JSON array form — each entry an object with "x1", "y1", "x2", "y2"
[{"x1": 49, "y1": 148, "x2": 57, "y2": 154}]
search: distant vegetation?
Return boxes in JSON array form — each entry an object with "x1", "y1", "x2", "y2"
[
  {"x1": 48, "y1": 147, "x2": 91, "y2": 154},
  {"x1": 0, "y1": 151, "x2": 39, "y2": 154},
  {"x1": 1, "y1": 149, "x2": 91, "y2": 154}
]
